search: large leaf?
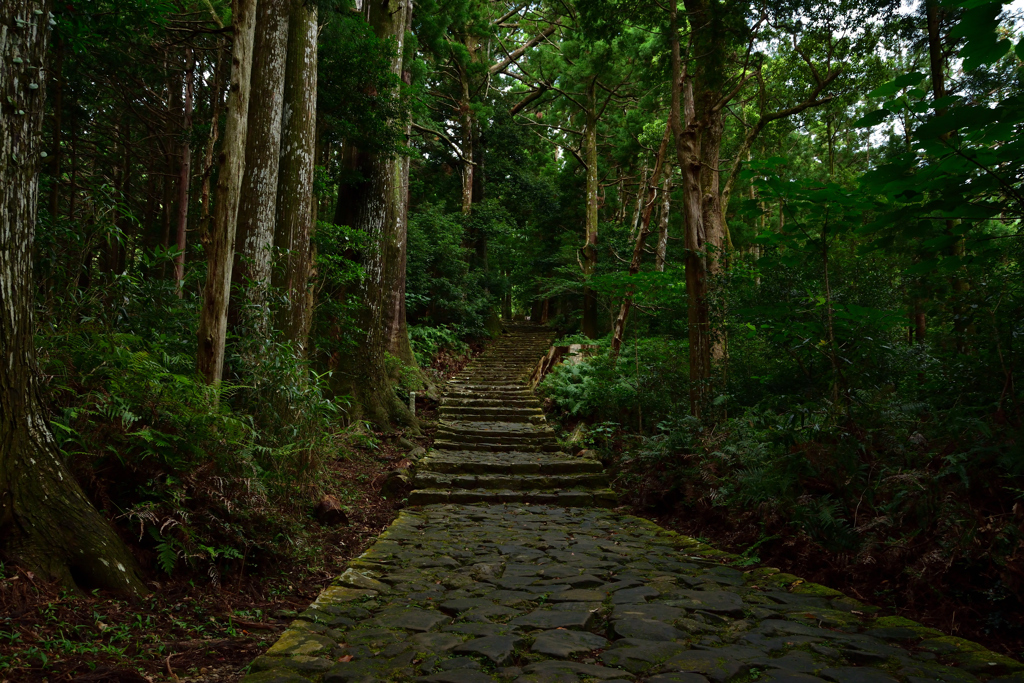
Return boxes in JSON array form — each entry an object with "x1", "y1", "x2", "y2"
[
  {"x1": 867, "y1": 72, "x2": 926, "y2": 99},
  {"x1": 854, "y1": 108, "x2": 892, "y2": 129}
]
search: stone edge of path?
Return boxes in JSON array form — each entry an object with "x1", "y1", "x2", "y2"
[{"x1": 239, "y1": 508, "x2": 1024, "y2": 683}]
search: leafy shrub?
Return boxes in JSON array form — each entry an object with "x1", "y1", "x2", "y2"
[
  {"x1": 538, "y1": 335, "x2": 689, "y2": 427},
  {"x1": 39, "y1": 328, "x2": 343, "y2": 581}
]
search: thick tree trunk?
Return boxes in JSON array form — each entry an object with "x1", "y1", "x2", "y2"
[
  {"x1": 48, "y1": 33, "x2": 62, "y2": 219},
  {"x1": 197, "y1": 0, "x2": 257, "y2": 384},
  {"x1": 581, "y1": 77, "x2": 599, "y2": 339},
  {"x1": 669, "y1": 4, "x2": 711, "y2": 418},
  {"x1": 1, "y1": 0, "x2": 147, "y2": 596},
  {"x1": 274, "y1": 0, "x2": 317, "y2": 353},
  {"x1": 340, "y1": 0, "x2": 419, "y2": 428},
  {"x1": 174, "y1": 47, "x2": 195, "y2": 296},
  {"x1": 388, "y1": 30, "x2": 429, "y2": 384},
  {"x1": 233, "y1": 0, "x2": 289, "y2": 335}
]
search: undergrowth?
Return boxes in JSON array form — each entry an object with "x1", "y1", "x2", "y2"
[{"x1": 539, "y1": 333, "x2": 1024, "y2": 653}]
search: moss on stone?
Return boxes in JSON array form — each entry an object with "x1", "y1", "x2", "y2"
[
  {"x1": 241, "y1": 668, "x2": 314, "y2": 683},
  {"x1": 870, "y1": 615, "x2": 942, "y2": 637},
  {"x1": 318, "y1": 585, "x2": 378, "y2": 604},
  {"x1": 695, "y1": 549, "x2": 739, "y2": 560},
  {"x1": 744, "y1": 567, "x2": 781, "y2": 582},
  {"x1": 919, "y1": 636, "x2": 986, "y2": 654},
  {"x1": 265, "y1": 629, "x2": 338, "y2": 657},
  {"x1": 762, "y1": 572, "x2": 802, "y2": 587},
  {"x1": 948, "y1": 649, "x2": 1024, "y2": 675},
  {"x1": 790, "y1": 582, "x2": 845, "y2": 598},
  {"x1": 873, "y1": 616, "x2": 920, "y2": 627}
]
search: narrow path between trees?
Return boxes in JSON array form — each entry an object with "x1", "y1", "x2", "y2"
[{"x1": 243, "y1": 326, "x2": 1023, "y2": 683}]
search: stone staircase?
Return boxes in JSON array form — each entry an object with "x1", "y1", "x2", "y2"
[{"x1": 408, "y1": 323, "x2": 617, "y2": 508}]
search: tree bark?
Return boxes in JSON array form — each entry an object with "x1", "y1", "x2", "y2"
[
  {"x1": 669, "y1": 4, "x2": 711, "y2": 418},
  {"x1": 388, "y1": 15, "x2": 428, "y2": 383},
  {"x1": 340, "y1": 0, "x2": 420, "y2": 428},
  {"x1": 1, "y1": 0, "x2": 147, "y2": 596},
  {"x1": 197, "y1": 0, "x2": 258, "y2": 384},
  {"x1": 233, "y1": 0, "x2": 289, "y2": 336},
  {"x1": 655, "y1": 159, "x2": 672, "y2": 272},
  {"x1": 630, "y1": 158, "x2": 648, "y2": 239},
  {"x1": 200, "y1": 46, "x2": 226, "y2": 242},
  {"x1": 48, "y1": 33, "x2": 62, "y2": 219},
  {"x1": 610, "y1": 126, "x2": 671, "y2": 361},
  {"x1": 174, "y1": 47, "x2": 195, "y2": 296},
  {"x1": 581, "y1": 77, "x2": 599, "y2": 339},
  {"x1": 274, "y1": 0, "x2": 318, "y2": 353},
  {"x1": 459, "y1": 52, "x2": 474, "y2": 215}
]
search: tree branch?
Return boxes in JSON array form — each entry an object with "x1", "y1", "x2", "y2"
[
  {"x1": 721, "y1": 68, "x2": 841, "y2": 215},
  {"x1": 490, "y1": 26, "x2": 557, "y2": 75}
]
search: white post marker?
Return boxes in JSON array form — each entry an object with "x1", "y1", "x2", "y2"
[{"x1": 409, "y1": 391, "x2": 416, "y2": 415}]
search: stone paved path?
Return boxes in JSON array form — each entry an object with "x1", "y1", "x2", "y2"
[{"x1": 244, "y1": 325, "x2": 1023, "y2": 683}]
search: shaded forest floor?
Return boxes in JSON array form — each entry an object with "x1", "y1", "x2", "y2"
[{"x1": 0, "y1": 429, "x2": 426, "y2": 683}]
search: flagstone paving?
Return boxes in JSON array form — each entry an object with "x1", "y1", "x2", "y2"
[{"x1": 243, "y1": 324, "x2": 1024, "y2": 683}]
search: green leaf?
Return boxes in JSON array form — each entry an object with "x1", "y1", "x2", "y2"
[
  {"x1": 962, "y1": 37, "x2": 1011, "y2": 71},
  {"x1": 854, "y1": 109, "x2": 892, "y2": 128},
  {"x1": 903, "y1": 258, "x2": 941, "y2": 275},
  {"x1": 867, "y1": 72, "x2": 925, "y2": 99},
  {"x1": 949, "y1": 3, "x2": 1008, "y2": 70}
]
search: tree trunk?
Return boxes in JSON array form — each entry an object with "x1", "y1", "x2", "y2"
[
  {"x1": 655, "y1": 159, "x2": 672, "y2": 272},
  {"x1": 234, "y1": 0, "x2": 290, "y2": 336},
  {"x1": 630, "y1": 158, "x2": 648, "y2": 239},
  {"x1": 174, "y1": 47, "x2": 195, "y2": 296},
  {"x1": 610, "y1": 126, "x2": 671, "y2": 360},
  {"x1": 388, "y1": 23, "x2": 428, "y2": 384},
  {"x1": 274, "y1": 0, "x2": 318, "y2": 354},
  {"x1": 581, "y1": 77, "x2": 599, "y2": 339},
  {"x1": 1, "y1": 0, "x2": 148, "y2": 596},
  {"x1": 669, "y1": 4, "x2": 711, "y2": 419},
  {"x1": 339, "y1": 0, "x2": 419, "y2": 428},
  {"x1": 926, "y1": 0, "x2": 968, "y2": 352},
  {"x1": 48, "y1": 33, "x2": 62, "y2": 219},
  {"x1": 200, "y1": 46, "x2": 226, "y2": 242},
  {"x1": 197, "y1": 0, "x2": 258, "y2": 385},
  {"x1": 459, "y1": 55, "x2": 474, "y2": 215}
]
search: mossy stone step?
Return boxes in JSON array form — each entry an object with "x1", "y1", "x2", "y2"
[
  {"x1": 411, "y1": 472, "x2": 609, "y2": 491},
  {"x1": 435, "y1": 421, "x2": 556, "y2": 436},
  {"x1": 440, "y1": 395, "x2": 544, "y2": 405},
  {"x1": 407, "y1": 487, "x2": 619, "y2": 507},
  {"x1": 439, "y1": 408, "x2": 545, "y2": 424},
  {"x1": 444, "y1": 382, "x2": 528, "y2": 391},
  {"x1": 415, "y1": 451, "x2": 602, "y2": 474},
  {"x1": 433, "y1": 439, "x2": 562, "y2": 453},
  {"x1": 434, "y1": 424, "x2": 558, "y2": 446},
  {"x1": 443, "y1": 391, "x2": 534, "y2": 401}
]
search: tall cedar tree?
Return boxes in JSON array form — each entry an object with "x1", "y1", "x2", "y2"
[{"x1": 0, "y1": 0, "x2": 147, "y2": 595}]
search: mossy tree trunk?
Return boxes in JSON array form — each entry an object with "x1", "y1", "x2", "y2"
[
  {"x1": 233, "y1": 0, "x2": 290, "y2": 337},
  {"x1": 0, "y1": 0, "x2": 147, "y2": 596},
  {"x1": 274, "y1": 0, "x2": 318, "y2": 353},
  {"x1": 338, "y1": 0, "x2": 420, "y2": 429},
  {"x1": 197, "y1": 0, "x2": 258, "y2": 384}
]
